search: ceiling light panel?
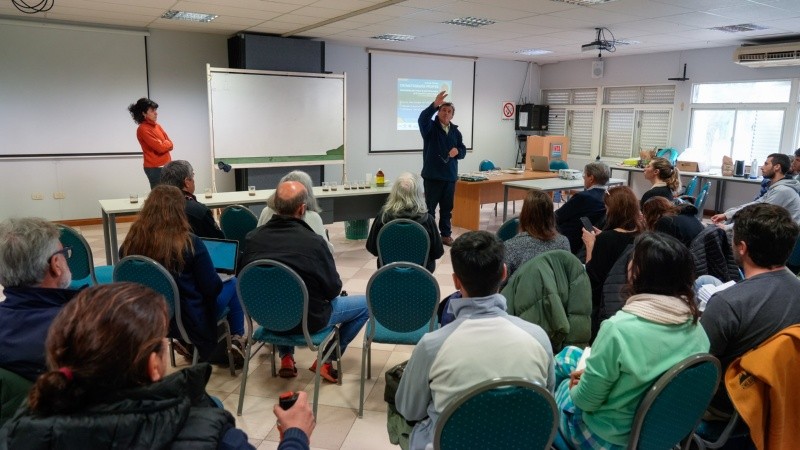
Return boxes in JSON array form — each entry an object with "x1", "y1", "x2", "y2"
[
  {"x1": 161, "y1": 10, "x2": 218, "y2": 22},
  {"x1": 443, "y1": 17, "x2": 496, "y2": 27}
]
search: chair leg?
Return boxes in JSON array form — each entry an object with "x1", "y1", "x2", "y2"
[
  {"x1": 169, "y1": 338, "x2": 177, "y2": 367},
  {"x1": 237, "y1": 337, "x2": 254, "y2": 416},
  {"x1": 220, "y1": 320, "x2": 236, "y2": 377},
  {"x1": 192, "y1": 348, "x2": 199, "y2": 366},
  {"x1": 358, "y1": 340, "x2": 370, "y2": 418},
  {"x1": 270, "y1": 344, "x2": 277, "y2": 377},
  {"x1": 335, "y1": 331, "x2": 343, "y2": 387}
]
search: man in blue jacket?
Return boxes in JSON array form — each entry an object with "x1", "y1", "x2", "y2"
[
  {"x1": 419, "y1": 91, "x2": 466, "y2": 246},
  {"x1": 0, "y1": 217, "x2": 77, "y2": 381}
]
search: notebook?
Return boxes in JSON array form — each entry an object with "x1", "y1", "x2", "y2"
[
  {"x1": 530, "y1": 155, "x2": 550, "y2": 172},
  {"x1": 200, "y1": 237, "x2": 239, "y2": 281}
]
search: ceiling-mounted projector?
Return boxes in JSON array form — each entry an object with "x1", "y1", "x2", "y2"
[{"x1": 582, "y1": 41, "x2": 611, "y2": 52}]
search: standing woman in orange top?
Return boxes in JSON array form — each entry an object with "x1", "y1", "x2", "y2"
[{"x1": 128, "y1": 98, "x2": 174, "y2": 189}]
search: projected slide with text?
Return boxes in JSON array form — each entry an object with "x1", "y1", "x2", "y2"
[{"x1": 397, "y1": 78, "x2": 452, "y2": 131}]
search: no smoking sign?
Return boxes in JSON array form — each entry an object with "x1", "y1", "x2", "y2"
[{"x1": 502, "y1": 101, "x2": 515, "y2": 120}]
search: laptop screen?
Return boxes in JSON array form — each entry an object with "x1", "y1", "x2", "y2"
[{"x1": 200, "y1": 237, "x2": 239, "y2": 274}]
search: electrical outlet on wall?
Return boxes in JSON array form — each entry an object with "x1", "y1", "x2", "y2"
[
  {"x1": 53, "y1": 192, "x2": 66, "y2": 199},
  {"x1": 31, "y1": 193, "x2": 44, "y2": 200}
]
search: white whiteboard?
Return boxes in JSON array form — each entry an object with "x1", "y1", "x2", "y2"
[
  {"x1": 0, "y1": 21, "x2": 148, "y2": 157},
  {"x1": 207, "y1": 67, "x2": 345, "y2": 166}
]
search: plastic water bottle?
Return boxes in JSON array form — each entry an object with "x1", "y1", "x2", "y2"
[{"x1": 749, "y1": 159, "x2": 758, "y2": 179}]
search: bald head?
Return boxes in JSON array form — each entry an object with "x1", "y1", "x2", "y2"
[{"x1": 274, "y1": 181, "x2": 308, "y2": 217}]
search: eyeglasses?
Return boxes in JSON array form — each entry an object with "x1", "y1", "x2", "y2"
[{"x1": 50, "y1": 246, "x2": 72, "y2": 261}]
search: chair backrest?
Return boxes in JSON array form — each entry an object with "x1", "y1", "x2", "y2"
[
  {"x1": 113, "y1": 256, "x2": 187, "y2": 341},
  {"x1": 434, "y1": 377, "x2": 558, "y2": 450},
  {"x1": 787, "y1": 235, "x2": 800, "y2": 268},
  {"x1": 496, "y1": 217, "x2": 520, "y2": 241},
  {"x1": 366, "y1": 262, "x2": 440, "y2": 337},
  {"x1": 628, "y1": 354, "x2": 721, "y2": 450},
  {"x1": 683, "y1": 176, "x2": 698, "y2": 198},
  {"x1": 377, "y1": 219, "x2": 430, "y2": 267},
  {"x1": 479, "y1": 159, "x2": 495, "y2": 171},
  {"x1": 57, "y1": 224, "x2": 97, "y2": 286},
  {"x1": 220, "y1": 205, "x2": 258, "y2": 246},
  {"x1": 549, "y1": 160, "x2": 569, "y2": 171},
  {"x1": 694, "y1": 181, "x2": 712, "y2": 217},
  {"x1": 237, "y1": 259, "x2": 313, "y2": 343}
]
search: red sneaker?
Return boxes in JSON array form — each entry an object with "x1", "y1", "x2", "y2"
[
  {"x1": 279, "y1": 355, "x2": 297, "y2": 378},
  {"x1": 309, "y1": 360, "x2": 339, "y2": 383}
]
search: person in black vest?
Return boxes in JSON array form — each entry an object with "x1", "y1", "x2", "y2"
[{"x1": 0, "y1": 283, "x2": 254, "y2": 449}]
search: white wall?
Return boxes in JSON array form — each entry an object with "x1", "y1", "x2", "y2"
[
  {"x1": 0, "y1": 28, "x2": 228, "y2": 221},
  {"x1": 540, "y1": 46, "x2": 800, "y2": 211},
  {"x1": 323, "y1": 43, "x2": 532, "y2": 183}
]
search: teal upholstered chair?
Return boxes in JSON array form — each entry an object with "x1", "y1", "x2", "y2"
[
  {"x1": 627, "y1": 354, "x2": 720, "y2": 450},
  {"x1": 377, "y1": 219, "x2": 430, "y2": 268},
  {"x1": 113, "y1": 255, "x2": 236, "y2": 375},
  {"x1": 236, "y1": 259, "x2": 341, "y2": 417},
  {"x1": 434, "y1": 377, "x2": 558, "y2": 450},
  {"x1": 57, "y1": 224, "x2": 113, "y2": 288},
  {"x1": 496, "y1": 217, "x2": 520, "y2": 242},
  {"x1": 683, "y1": 176, "x2": 699, "y2": 198},
  {"x1": 359, "y1": 262, "x2": 439, "y2": 417},
  {"x1": 694, "y1": 181, "x2": 712, "y2": 218},
  {"x1": 220, "y1": 204, "x2": 258, "y2": 247}
]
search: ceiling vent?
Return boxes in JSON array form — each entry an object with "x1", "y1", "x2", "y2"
[{"x1": 733, "y1": 42, "x2": 800, "y2": 67}]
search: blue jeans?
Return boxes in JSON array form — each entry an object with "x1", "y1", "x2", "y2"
[
  {"x1": 423, "y1": 179, "x2": 456, "y2": 237},
  {"x1": 216, "y1": 278, "x2": 245, "y2": 336},
  {"x1": 143, "y1": 166, "x2": 162, "y2": 189},
  {"x1": 279, "y1": 294, "x2": 369, "y2": 361}
]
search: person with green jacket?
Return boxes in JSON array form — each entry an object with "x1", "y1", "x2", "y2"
[{"x1": 555, "y1": 232, "x2": 710, "y2": 449}]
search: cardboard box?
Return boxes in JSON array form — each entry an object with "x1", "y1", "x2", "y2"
[{"x1": 677, "y1": 161, "x2": 699, "y2": 172}]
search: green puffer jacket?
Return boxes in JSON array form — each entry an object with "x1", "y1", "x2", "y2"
[
  {"x1": 0, "y1": 363, "x2": 244, "y2": 450},
  {"x1": 500, "y1": 250, "x2": 591, "y2": 352}
]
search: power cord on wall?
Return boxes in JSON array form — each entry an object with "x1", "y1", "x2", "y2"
[{"x1": 12, "y1": 0, "x2": 54, "y2": 14}]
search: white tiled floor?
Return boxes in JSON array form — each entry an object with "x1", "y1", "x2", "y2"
[{"x1": 72, "y1": 201, "x2": 516, "y2": 449}]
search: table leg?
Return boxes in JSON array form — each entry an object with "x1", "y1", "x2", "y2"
[
  {"x1": 109, "y1": 213, "x2": 119, "y2": 264},
  {"x1": 503, "y1": 186, "x2": 509, "y2": 221},
  {"x1": 102, "y1": 210, "x2": 113, "y2": 265},
  {"x1": 715, "y1": 179, "x2": 726, "y2": 213}
]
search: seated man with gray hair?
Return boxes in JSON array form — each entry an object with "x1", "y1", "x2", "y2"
[
  {"x1": 0, "y1": 218, "x2": 78, "y2": 381},
  {"x1": 555, "y1": 161, "x2": 610, "y2": 255},
  {"x1": 160, "y1": 160, "x2": 224, "y2": 239}
]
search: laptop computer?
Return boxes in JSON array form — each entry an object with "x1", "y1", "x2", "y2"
[
  {"x1": 199, "y1": 237, "x2": 239, "y2": 281},
  {"x1": 530, "y1": 155, "x2": 550, "y2": 172}
]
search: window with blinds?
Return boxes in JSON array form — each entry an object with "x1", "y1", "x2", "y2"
[
  {"x1": 688, "y1": 80, "x2": 792, "y2": 167},
  {"x1": 542, "y1": 88, "x2": 598, "y2": 156},
  {"x1": 600, "y1": 85, "x2": 674, "y2": 158}
]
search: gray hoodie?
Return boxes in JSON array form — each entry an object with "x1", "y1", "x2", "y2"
[{"x1": 724, "y1": 177, "x2": 800, "y2": 223}]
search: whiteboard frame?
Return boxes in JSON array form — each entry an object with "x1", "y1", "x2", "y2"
[{"x1": 207, "y1": 65, "x2": 346, "y2": 191}]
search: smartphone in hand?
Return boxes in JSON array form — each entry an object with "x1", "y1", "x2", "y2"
[{"x1": 580, "y1": 217, "x2": 594, "y2": 233}]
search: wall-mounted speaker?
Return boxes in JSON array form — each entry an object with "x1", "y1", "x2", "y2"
[{"x1": 592, "y1": 60, "x2": 604, "y2": 79}]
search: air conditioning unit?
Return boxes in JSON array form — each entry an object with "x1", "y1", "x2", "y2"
[{"x1": 733, "y1": 42, "x2": 800, "y2": 67}]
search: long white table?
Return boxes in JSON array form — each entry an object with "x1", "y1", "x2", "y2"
[
  {"x1": 100, "y1": 185, "x2": 391, "y2": 264},
  {"x1": 609, "y1": 165, "x2": 762, "y2": 213},
  {"x1": 501, "y1": 178, "x2": 626, "y2": 221}
]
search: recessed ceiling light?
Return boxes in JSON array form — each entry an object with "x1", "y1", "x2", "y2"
[
  {"x1": 161, "y1": 10, "x2": 218, "y2": 23},
  {"x1": 515, "y1": 49, "x2": 553, "y2": 55},
  {"x1": 443, "y1": 17, "x2": 496, "y2": 28},
  {"x1": 550, "y1": 0, "x2": 618, "y2": 5},
  {"x1": 710, "y1": 23, "x2": 768, "y2": 33},
  {"x1": 372, "y1": 34, "x2": 416, "y2": 41}
]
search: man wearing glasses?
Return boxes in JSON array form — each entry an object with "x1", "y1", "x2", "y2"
[
  {"x1": 419, "y1": 90, "x2": 466, "y2": 246},
  {"x1": 0, "y1": 217, "x2": 77, "y2": 382}
]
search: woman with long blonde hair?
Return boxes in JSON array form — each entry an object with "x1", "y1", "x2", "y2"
[{"x1": 120, "y1": 185, "x2": 244, "y2": 363}]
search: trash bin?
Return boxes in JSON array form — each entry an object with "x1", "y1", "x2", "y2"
[{"x1": 345, "y1": 219, "x2": 369, "y2": 240}]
